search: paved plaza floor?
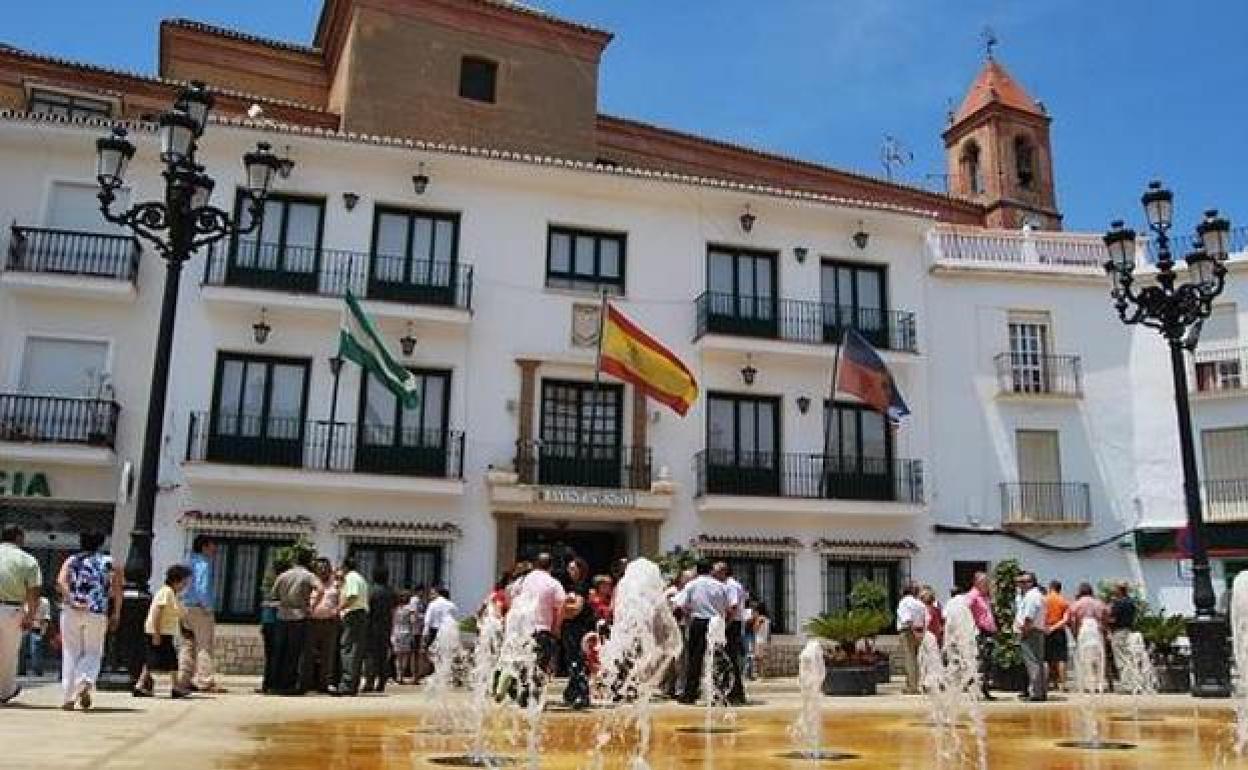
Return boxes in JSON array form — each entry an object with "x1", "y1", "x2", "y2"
[{"x1": 0, "y1": 674, "x2": 1240, "y2": 769}]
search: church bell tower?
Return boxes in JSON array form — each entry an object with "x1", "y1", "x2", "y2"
[{"x1": 943, "y1": 53, "x2": 1062, "y2": 230}]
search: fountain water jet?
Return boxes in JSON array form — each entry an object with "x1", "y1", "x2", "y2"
[
  {"x1": 590, "y1": 558, "x2": 683, "y2": 770},
  {"x1": 1057, "y1": 618, "x2": 1135, "y2": 751},
  {"x1": 1232, "y1": 570, "x2": 1248, "y2": 755},
  {"x1": 676, "y1": 615, "x2": 738, "y2": 735},
  {"x1": 917, "y1": 595, "x2": 987, "y2": 770},
  {"x1": 776, "y1": 639, "x2": 857, "y2": 762},
  {"x1": 422, "y1": 621, "x2": 465, "y2": 732},
  {"x1": 466, "y1": 604, "x2": 506, "y2": 763},
  {"x1": 1113, "y1": 631, "x2": 1159, "y2": 722}
]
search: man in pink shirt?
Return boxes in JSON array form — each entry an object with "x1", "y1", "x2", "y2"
[
  {"x1": 966, "y1": 572, "x2": 997, "y2": 700},
  {"x1": 517, "y1": 552, "x2": 565, "y2": 694}
]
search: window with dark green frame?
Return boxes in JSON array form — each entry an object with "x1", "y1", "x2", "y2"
[
  {"x1": 821, "y1": 260, "x2": 888, "y2": 348},
  {"x1": 537, "y1": 379, "x2": 623, "y2": 487},
  {"x1": 724, "y1": 555, "x2": 788, "y2": 634},
  {"x1": 28, "y1": 88, "x2": 112, "y2": 120},
  {"x1": 823, "y1": 400, "x2": 894, "y2": 501},
  {"x1": 546, "y1": 227, "x2": 625, "y2": 295},
  {"x1": 705, "y1": 246, "x2": 778, "y2": 337},
  {"x1": 209, "y1": 353, "x2": 310, "y2": 468},
  {"x1": 369, "y1": 207, "x2": 460, "y2": 305},
  {"x1": 348, "y1": 542, "x2": 444, "y2": 592},
  {"x1": 357, "y1": 368, "x2": 451, "y2": 476},
  {"x1": 705, "y1": 392, "x2": 780, "y2": 495},
  {"x1": 207, "y1": 536, "x2": 294, "y2": 623},
  {"x1": 822, "y1": 558, "x2": 905, "y2": 619},
  {"x1": 230, "y1": 192, "x2": 325, "y2": 292}
]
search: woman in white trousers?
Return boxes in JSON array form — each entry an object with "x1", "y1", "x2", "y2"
[{"x1": 56, "y1": 533, "x2": 121, "y2": 710}]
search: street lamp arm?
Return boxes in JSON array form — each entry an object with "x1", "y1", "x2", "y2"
[
  {"x1": 187, "y1": 195, "x2": 264, "y2": 253},
  {"x1": 98, "y1": 192, "x2": 175, "y2": 259}
]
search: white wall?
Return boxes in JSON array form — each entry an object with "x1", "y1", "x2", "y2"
[{"x1": 2, "y1": 116, "x2": 1246, "y2": 628}]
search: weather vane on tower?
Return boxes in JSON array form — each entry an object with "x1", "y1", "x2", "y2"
[{"x1": 982, "y1": 26, "x2": 999, "y2": 60}]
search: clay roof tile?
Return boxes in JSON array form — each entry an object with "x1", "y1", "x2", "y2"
[{"x1": 953, "y1": 59, "x2": 1044, "y2": 124}]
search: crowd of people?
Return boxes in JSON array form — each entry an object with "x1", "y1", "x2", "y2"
[
  {"x1": 485, "y1": 553, "x2": 771, "y2": 709},
  {"x1": 2, "y1": 522, "x2": 1147, "y2": 712},
  {"x1": 895, "y1": 569, "x2": 1141, "y2": 702}
]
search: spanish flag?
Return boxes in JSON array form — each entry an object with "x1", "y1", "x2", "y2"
[{"x1": 599, "y1": 303, "x2": 698, "y2": 416}]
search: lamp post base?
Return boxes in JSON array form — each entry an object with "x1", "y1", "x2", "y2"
[
  {"x1": 99, "y1": 586, "x2": 151, "y2": 691},
  {"x1": 1187, "y1": 614, "x2": 1231, "y2": 698}
]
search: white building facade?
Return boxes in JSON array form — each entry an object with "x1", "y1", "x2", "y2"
[
  {"x1": 3, "y1": 112, "x2": 1245, "y2": 645},
  {"x1": 1, "y1": 3, "x2": 1245, "y2": 665}
]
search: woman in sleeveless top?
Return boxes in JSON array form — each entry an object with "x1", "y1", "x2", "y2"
[{"x1": 56, "y1": 531, "x2": 120, "y2": 711}]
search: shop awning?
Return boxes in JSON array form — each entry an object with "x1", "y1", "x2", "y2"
[
  {"x1": 813, "y1": 538, "x2": 919, "y2": 560},
  {"x1": 1134, "y1": 524, "x2": 1248, "y2": 558}
]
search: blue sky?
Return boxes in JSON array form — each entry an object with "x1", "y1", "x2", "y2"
[{"x1": 6, "y1": 1, "x2": 1245, "y2": 231}]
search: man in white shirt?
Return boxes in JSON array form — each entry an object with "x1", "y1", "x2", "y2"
[
  {"x1": 422, "y1": 586, "x2": 457, "y2": 647},
  {"x1": 1013, "y1": 571, "x2": 1048, "y2": 701},
  {"x1": 715, "y1": 562, "x2": 748, "y2": 705},
  {"x1": 895, "y1": 582, "x2": 927, "y2": 694},
  {"x1": 676, "y1": 559, "x2": 729, "y2": 704}
]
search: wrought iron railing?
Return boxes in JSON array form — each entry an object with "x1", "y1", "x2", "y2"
[
  {"x1": 7, "y1": 225, "x2": 140, "y2": 282},
  {"x1": 1205, "y1": 479, "x2": 1248, "y2": 523},
  {"x1": 994, "y1": 353, "x2": 1083, "y2": 397},
  {"x1": 203, "y1": 243, "x2": 474, "y2": 310},
  {"x1": 694, "y1": 449, "x2": 924, "y2": 503},
  {"x1": 514, "y1": 441, "x2": 652, "y2": 490},
  {"x1": 186, "y1": 411, "x2": 464, "y2": 479},
  {"x1": 1000, "y1": 482, "x2": 1091, "y2": 526},
  {"x1": 1193, "y1": 346, "x2": 1246, "y2": 394},
  {"x1": 693, "y1": 291, "x2": 919, "y2": 352},
  {"x1": 0, "y1": 393, "x2": 120, "y2": 447}
]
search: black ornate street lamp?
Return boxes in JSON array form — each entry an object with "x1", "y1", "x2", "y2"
[
  {"x1": 1103, "y1": 180, "x2": 1233, "y2": 698},
  {"x1": 95, "y1": 81, "x2": 282, "y2": 681}
]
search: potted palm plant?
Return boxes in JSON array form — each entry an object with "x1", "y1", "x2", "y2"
[
  {"x1": 845, "y1": 580, "x2": 893, "y2": 683},
  {"x1": 1136, "y1": 609, "x2": 1189, "y2": 693},
  {"x1": 806, "y1": 603, "x2": 892, "y2": 696}
]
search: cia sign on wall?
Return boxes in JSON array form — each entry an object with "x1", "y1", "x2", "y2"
[{"x1": 0, "y1": 470, "x2": 51, "y2": 498}]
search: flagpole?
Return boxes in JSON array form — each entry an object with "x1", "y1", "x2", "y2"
[
  {"x1": 326, "y1": 355, "x2": 343, "y2": 470},
  {"x1": 821, "y1": 330, "x2": 844, "y2": 497},
  {"x1": 586, "y1": 290, "x2": 609, "y2": 471}
]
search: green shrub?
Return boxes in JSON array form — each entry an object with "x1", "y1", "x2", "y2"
[{"x1": 991, "y1": 559, "x2": 1022, "y2": 671}]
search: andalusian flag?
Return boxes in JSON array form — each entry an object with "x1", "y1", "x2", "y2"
[
  {"x1": 599, "y1": 302, "x2": 698, "y2": 416},
  {"x1": 338, "y1": 291, "x2": 420, "y2": 408}
]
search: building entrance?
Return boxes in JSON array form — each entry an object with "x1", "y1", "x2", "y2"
[{"x1": 517, "y1": 525, "x2": 626, "y2": 577}]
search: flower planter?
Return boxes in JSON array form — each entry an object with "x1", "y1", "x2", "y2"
[
  {"x1": 991, "y1": 664, "x2": 1027, "y2": 693},
  {"x1": 822, "y1": 665, "x2": 878, "y2": 696},
  {"x1": 874, "y1": 659, "x2": 891, "y2": 684},
  {"x1": 1154, "y1": 660, "x2": 1190, "y2": 693}
]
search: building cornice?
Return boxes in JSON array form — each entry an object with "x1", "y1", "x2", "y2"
[{"x1": 0, "y1": 110, "x2": 939, "y2": 222}]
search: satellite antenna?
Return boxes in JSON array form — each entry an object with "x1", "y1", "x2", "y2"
[
  {"x1": 880, "y1": 135, "x2": 913, "y2": 182},
  {"x1": 981, "y1": 26, "x2": 999, "y2": 60}
]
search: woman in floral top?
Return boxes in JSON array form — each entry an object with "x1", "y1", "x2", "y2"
[{"x1": 56, "y1": 532, "x2": 120, "y2": 711}]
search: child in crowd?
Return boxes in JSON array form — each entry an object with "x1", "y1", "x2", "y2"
[{"x1": 134, "y1": 564, "x2": 192, "y2": 699}]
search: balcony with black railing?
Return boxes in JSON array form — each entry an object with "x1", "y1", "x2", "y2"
[
  {"x1": 0, "y1": 393, "x2": 120, "y2": 447},
  {"x1": 203, "y1": 243, "x2": 473, "y2": 311},
  {"x1": 1000, "y1": 482, "x2": 1091, "y2": 526},
  {"x1": 994, "y1": 353, "x2": 1083, "y2": 397},
  {"x1": 693, "y1": 291, "x2": 918, "y2": 353},
  {"x1": 514, "y1": 441, "x2": 652, "y2": 490},
  {"x1": 694, "y1": 449, "x2": 924, "y2": 504},
  {"x1": 185, "y1": 412, "x2": 464, "y2": 479},
  {"x1": 1205, "y1": 479, "x2": 1248, "y2": 523},
  {"x1": 6, "y1": 225, "x2": 140, "y2": 283},
  {"x1": 1193, "y1": 347, "x2": 1246, "y2": 395}
]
